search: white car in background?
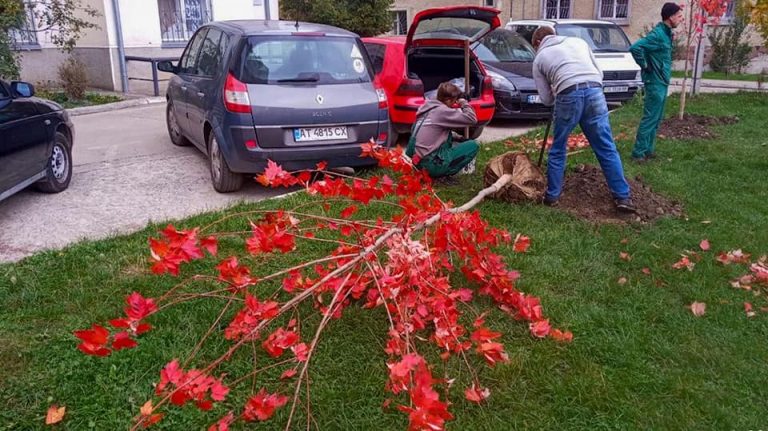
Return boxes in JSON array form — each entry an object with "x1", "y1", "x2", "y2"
[{"x1": 506, "y1": 19, "x2": 643, "y2": 104}]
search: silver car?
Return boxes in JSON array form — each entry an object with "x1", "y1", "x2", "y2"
[{"x1": 159, "y1": 20, "x2": 390, "y2": 192}]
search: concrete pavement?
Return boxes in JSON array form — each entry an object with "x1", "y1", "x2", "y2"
[{"x1": 0, "y1": 104, "x2": 284, "y2": 263}]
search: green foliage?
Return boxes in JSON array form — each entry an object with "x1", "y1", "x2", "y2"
[
  {"x1": 280, "y1": 0, "x2": 394, "y2": 37},
  {"x1": 35, "y1": 88, "x2": 121, "y2": 108},
  {"x1": 0, "y1": 0, "x2": 99, "y2": 80},
  {"x1": 708, "y1": 17, "x2": 752, "y2": 74},
  {"x1": 748, "y1": 0, "x2": 768, "y2": 47}
]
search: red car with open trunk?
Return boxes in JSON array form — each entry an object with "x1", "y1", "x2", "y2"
[{"x1": 363, "y1": 6, "x2": 500, "y2": 144}]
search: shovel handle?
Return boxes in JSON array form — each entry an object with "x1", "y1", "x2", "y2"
[{"x1": 536, "y1": 115, "x2": 553, "y2": 168}]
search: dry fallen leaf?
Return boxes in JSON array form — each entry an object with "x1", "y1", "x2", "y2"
[
  {"x1": 699, "y1": 239, "x2": 710, "y2": 251},
  {"x1": 701, "y1": 220, "x2": 712, "y2": 224},
  {"x1": 45, "y1": 405, "x2": 66, "y2": 425},
  {"x1": 689, "y1": 302, "x2": 706, "y2": 317},
  {"x1": 619, "y1": 252, "x2": 631, "y2": 261},
  {"x1": 620, "y1": 238, "x2": 629, "y2": 245},
  {"x1": 617, "y1": 277, "x2": 628, "y2": 285},
  {"x1": 745, "y1": 302, "x2": 756, "y2": 318},
  {"x1": 642, "y1": 267, "x2": 652, "y2": 275},
  {"x1": 140, "y1": 400, "x2": 153, "y2": 416}
]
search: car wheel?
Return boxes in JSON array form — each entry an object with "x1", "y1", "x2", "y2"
[
  {"x1": 208, "y1": 133, "x2": 243, "y2": 193},
  {"x1": 467, "y1": 126, "x2": 484, "y2": 140},
  {"x1": 36, "y1": 131, "x2": 72, "y2": 193},
  {"x1": 167, "y1": 102, "x2": 190, "y2": 147}
]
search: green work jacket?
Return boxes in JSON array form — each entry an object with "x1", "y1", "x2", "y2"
[{"x1": 630, "y1": 22, "x2": 673, "y2": 86}]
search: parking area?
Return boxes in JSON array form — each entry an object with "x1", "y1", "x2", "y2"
[{"x1": 0, "y1": 103, "x2": 539, "y2": 263}]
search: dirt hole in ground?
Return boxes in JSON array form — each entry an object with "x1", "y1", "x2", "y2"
[
  {"x1": 556, "y1": 164, "x2": 683, "y2": 224},
  {"x1": 657, "y1": 114, "x2": 739, "y2": 140}
]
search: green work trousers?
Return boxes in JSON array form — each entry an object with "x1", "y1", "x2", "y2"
[
  {"x1": 632, "y1": 83, "x2": 668, "y2": 159},
  {"x1": 407, "y1": 133, "x2": 479, "y2": 178}
]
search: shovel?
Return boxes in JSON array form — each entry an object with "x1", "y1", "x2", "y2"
[{"x1": 536, "y1": 114, "x2": 553, "y2": 168}]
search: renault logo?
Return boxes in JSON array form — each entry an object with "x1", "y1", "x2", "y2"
[{"x1": 316, "y1": 94, "x2": 324, "y2": 105}]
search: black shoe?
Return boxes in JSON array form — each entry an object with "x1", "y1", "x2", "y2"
[
  {"x1": 615, "y1": 198, "x2": 637, "y2": 213},
  {"x1": 631, "y1": 156, "x2": 647, "y2": 164},
  {"x1": 434, "y1": 175, "x2": 459, "y2": 186},
  {"x1": 542, "y1": 196, "x2": 559, "y2": 207},
  {"x1": 646, "y1": 153, "x2": 658, "y2": 160}
]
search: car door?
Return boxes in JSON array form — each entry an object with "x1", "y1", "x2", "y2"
[
  {"x1": 186, "y1": 27, "x2": 228, "y2": 147},
  {"x1": 175, "y1": 28, "x2": 208, "y2": 143},
  {"x1": 0, "y1": 81, "x2": 50, "y2": 196}
]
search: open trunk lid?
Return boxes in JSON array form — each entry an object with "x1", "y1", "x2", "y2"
[{"x1": 405, "y1": 6, "x2": 501, "y2": 50}]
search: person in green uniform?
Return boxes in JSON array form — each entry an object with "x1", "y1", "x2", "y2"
[
  {"x1": 406, "y1": 82, "x2": 479, "y2": 178},
  {"x1": 629, "y1": 2, "x2": 684, "y2": 162}
]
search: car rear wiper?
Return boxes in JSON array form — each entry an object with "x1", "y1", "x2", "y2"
[{"x1": 277, "y1": 76, "x2": 319, "y2": 83}]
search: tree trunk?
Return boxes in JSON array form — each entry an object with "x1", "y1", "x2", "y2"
[{"x1": 679, "y1": 0, "x2": 699, "y2": 120}]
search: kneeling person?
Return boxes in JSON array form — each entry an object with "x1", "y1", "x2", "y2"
[{"x1": 407, "y1": 82, "x2": 479, "y2": 178}]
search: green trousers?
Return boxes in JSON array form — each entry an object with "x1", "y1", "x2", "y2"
[
  {"x1": 417, "y1": 139, "x2": 479, "y2": 177},
  {"x1": 632, "y1": 83, "x2": 668, "y2": 159}
]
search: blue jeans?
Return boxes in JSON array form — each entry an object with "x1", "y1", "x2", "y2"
[{"x1": 546, "y1": 87, "x2": 630, "y2": 201}]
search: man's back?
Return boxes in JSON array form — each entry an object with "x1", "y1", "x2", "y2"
[{"x1": 532, "y1": 35, "x2": 603, "y2": 105}]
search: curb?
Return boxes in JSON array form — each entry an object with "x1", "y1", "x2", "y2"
[{"x1": 67, "y1": 96, "x2": 165, "y2": 116}]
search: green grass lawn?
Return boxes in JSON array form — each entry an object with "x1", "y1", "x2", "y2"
[
  {"x1": 2, "y1": 92, "x2": 768, "y2": 430},
  {"x1": 671, "y1": 70, "x2": 768, "y2": 82},
  {"x1": 35, "y1": 90, "x2": 122, "y2": 109}
]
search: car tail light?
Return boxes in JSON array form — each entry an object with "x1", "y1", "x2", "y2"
[
  {"x1": 375, "y1": 88, "x2": 388, "y2": 109},
  {"x1": 377, "y1": 131, "x2": 388, "y2": 143},
  {"x1": 395, "y1": 78, "x2": 424, "y2": 97},
  {"x1": 245, "y1": 139, "x2": 258, "y2": 150},
  {"x1": 482, "y1": 76, "x2": 494, "y2": 99},
  {"x1": 224, "y1": 73, "x2": 251, "y2": 114}
]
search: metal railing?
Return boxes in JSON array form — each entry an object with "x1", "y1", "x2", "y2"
[
  {"x1": 9, "y1": 2, "x2": 39, "y2": 49},
  {"x1": 158, "y1": 0, "x2": 214, "y2": 43},
  {"x1": 125, "y1": 56, "x2": 179, "y2": 96}
]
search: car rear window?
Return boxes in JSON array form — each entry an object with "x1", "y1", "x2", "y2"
[
  {"x1": 238, "y1": 36, "x2": 373, "y2": 85},
  {"x1": 476, "y1": 29, "x2": 535, "y2": 62},
  {"x1": 414, "y1": 18, "x2": 491, "y2": 41},
  {"x1": 556, "y1": 24, "x2": 631, "y2": 52}
]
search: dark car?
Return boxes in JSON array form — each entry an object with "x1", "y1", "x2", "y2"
[
  {"x1": 473, "y1": 28, "x2": 551, "y2": 119},
  {"x1": 0, "y1": 80, "x2": 74, "y2": 203},
  {"x1": 158, "y1": 20, "x2": 390, "y2": 193}
]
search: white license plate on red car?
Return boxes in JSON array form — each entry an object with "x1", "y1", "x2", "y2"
[
  {"x1": 293, "y1": 126, "x2": 348, "y2": 142},
  {"x1": 527, "y1": 95, "x2": 542, "y2": 104},
  {"x1": 604, "y1": 86, "x2": 629, "y2": 93}
]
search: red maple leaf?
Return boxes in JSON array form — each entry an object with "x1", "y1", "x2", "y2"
[
  {"x1": 243, "y1": 389, "x2": 289, "y2": 422},
  {"x1": 550, "y1": 329, "x2": 573, "y2": 343},
  {"x1": 699, "y1": 239, "x2": 710, "y2": 251},
  {"x1": 262, "y1": 327, "x2": 300, "y2": 358},
  {"x1": 529, "y1": 319, "x2": 551, "y2": 338},
  {"x1": 74, "y1": 324, "x2": 111, "y2": 356},
  {"x1": 513, "y1": 234, "x2": 531, "y2": 253},
  {"x1": 464, "y1": 384, "x2": 490, "y2": 404},
  {"x1": 207, "y1": 411, "x2": 234, "y2": 431},
  {"x1": 111, "y1": 331, "x2": 138, "y2": 351},
  {"x1": 340, "y1": 205, "x2": 358, "y2": 219}
]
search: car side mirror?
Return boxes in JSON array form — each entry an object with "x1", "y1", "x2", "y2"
[
  {"x1": 11, "y1": 81, "x2": 35, "y2": 98},
  {"x1": 157, "y1": 60, "x2": 178, "y2": 74}
]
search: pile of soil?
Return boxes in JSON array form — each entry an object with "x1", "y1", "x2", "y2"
[
  {"x1": 556, "y1": 164, "x2": 683, "y2": 224},
  {"x1": 657, "y1": 114, "x2": 739, "y2": 140}
]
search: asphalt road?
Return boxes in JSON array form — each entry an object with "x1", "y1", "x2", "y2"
[{"x1": 0, "y1": 103, "x2": 539, "y2": 263}]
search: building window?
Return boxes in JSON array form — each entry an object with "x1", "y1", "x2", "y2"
[
  {"x1": 9, "y1": 2, "x2": 39, "y2": 49},
  {"x1": 597, "y1": 0, "x2": 630, "y2": 22},
  {"x1": 158, "y1": 0, "x2": 213, "y2": 44},
  {"x1": 484, "y1": 0, "x2": 496, "y2": 6},
  {"x1": 721, "y1": 0, "x2": 736, "y2": 22},
  {"x1": 543, "y1": 0, "x2": 571, "y2": 19},
  {"x1": 391, "y1": 10, "x2": 407, "y2": 35}
]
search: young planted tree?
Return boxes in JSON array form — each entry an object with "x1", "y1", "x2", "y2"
[
  {"x1": 678, "y1": 0, "x2": 730, "y2": 120},
  {"x1": 73, "y1": 145, "x2": 572, "y2": 430},
  {"x1": 0, "y1": 0, "x2": 98, "y2": 79},
  {"x1": 280, "y1": 0, "x2": 394, "y2": 37}
]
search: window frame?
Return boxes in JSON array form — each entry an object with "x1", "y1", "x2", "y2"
[
  {"x1": 158, "y1": 0, "x2": 214, "y2": 47},
  {"x1": 595, "y1": 0, "x2": 631, "y2": 25},
  {"x1": 390, "y1": 9, "x2": 408, "y2": 36},
  {"x1": 9, "y1": 2, "x2": 40, "y2": 51},
  {"x1": 541, "y1": 0, "x2": 573, "y2": 19},
  {"x1": 178, "y1": 28, "x2": 209, "y2": 75}
]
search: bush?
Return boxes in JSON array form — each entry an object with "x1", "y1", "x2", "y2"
[
  {"x1": 708, "y1": 17, "x2": 752, "y2": 75},
  {"x1": 57, "y1": 56, "x2": 88, "y2": 100}
]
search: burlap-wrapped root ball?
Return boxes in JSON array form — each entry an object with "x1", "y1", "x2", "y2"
[{"x1": 483, "y1": 151, "x2": 547, "y2": 203}]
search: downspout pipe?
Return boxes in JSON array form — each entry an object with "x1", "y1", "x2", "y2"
[
  {"x1": 110, "y1": 0, "x2": 129, "y2": 93},
  {"x1": 264, "y1": 0, "x2": 272, "y2": 20}
]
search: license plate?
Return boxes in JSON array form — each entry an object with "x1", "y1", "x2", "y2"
[
  {"x1": 293, "y1": 126, "x2": 348, "y2": 142},
  {"x1": 603, "y1": 86, "x2": 629, "y2": 93},
  {"x1": 527, "y1": 95, "x2": 542, "y2": 104}
]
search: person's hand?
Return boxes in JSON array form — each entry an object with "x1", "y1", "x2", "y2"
[{"x1": 457, "y1": 98, "x2": 468, "y2": 105}]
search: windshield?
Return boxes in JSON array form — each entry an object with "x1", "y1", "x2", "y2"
[
  {"x1": 556, "y1": 24, "x2": 631, "y2": 52},
  {"x1": 239, "y1": 36, "x2": 373, "y2": 85},
  {"x1": 413, "y1": 17, "x2": 491, "y2": 41},
  {"x1": 475, "y1": 30, "x2": 535, "y2": 62}
]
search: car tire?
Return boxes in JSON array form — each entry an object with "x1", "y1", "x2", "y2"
[
  {"x1": 467, "y1": 126, "x2": 484, "y2": 140},
  {"x1": 208, "y1": 133, "x2": 243, "y2": 193},
  {"x1": 35, "y1": 131, "x2": 72, "y2": 193},
  {"x1": 167, "y1": 102, "x2": 190, "y2": 147}
]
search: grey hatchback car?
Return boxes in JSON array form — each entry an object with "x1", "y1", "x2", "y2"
[{"x1": 159, "y1": 20, "x2": 390, "y2": 192}]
